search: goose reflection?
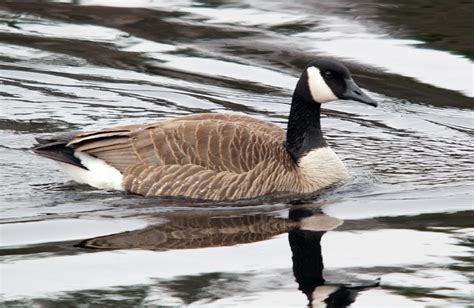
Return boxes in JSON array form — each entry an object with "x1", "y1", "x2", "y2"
[
  {"x1": 78, "y1": 207, "x2": 378, "y2": 306},
  {"x1": 288, "y1": 208, "x2": 379, "y2": 307}
]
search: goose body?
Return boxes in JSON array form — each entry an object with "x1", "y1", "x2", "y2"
[{"x1": 33, "y1": 59, "x2": 376, "y2": 201}]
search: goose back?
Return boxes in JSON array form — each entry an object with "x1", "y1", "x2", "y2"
[{"x1": 68, "y1": 113, "x2": 286, "y2": 173}]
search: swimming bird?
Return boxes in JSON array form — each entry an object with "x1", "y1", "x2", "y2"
[{"x1": 32, "y1": 59, "x2": 376, "y2": 201}]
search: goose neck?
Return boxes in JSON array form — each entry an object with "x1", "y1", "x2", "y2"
[{"x1": 285, "y1": 92, "x2": 326, "y2": 162}]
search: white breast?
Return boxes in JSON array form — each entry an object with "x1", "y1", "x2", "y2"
[
  {"x1": 57, "y1": 152, "x2": 124, "y2": 191},
  {"x1": 298, "y1": 147, "x2": 349, "y2": 190}
]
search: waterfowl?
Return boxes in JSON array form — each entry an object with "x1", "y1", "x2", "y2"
[{"x1": 32, "y1": 59, "x2": 376, "y2": 201}]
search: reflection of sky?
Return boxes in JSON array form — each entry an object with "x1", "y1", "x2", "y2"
[
  {"x1": 323, "y1": 184, "x2": 474, "y2": 219},
  {"x1": 34, "y1": 0, "x2": 473, "y2": 97},
  {"x1": 3, "y1": 1, "x2": 472, "y2": 96},
  {"x1": 311, "y1": 36, "x2": 474, "y2": 97},
  {"x1": 178, "y1": 5, "x2": 474, "y2": 97},
  {"x1": 0, "y1": 218, "x2": 147, "y2": 247}
]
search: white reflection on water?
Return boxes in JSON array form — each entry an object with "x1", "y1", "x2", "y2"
[
  {"x1": 312, "y1": 36, "x2": 474, "y2": 97},
  {"x1": 169, "y1": 2, "x2": 474, "y2": 97},
  {"x1": 352, "y1": 289, "x2": 436, "y2": 307},
  {"x1": 158, "y1": 55, "x2": 296, "y2": 89},
  {"x1": 0, "y1": 219, "x2": 147, "y2": 247},
  {"x1": 323, "y1": 185, "x2": 474, "y2": 220}
]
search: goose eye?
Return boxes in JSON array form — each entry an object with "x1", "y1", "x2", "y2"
[{"x1": 324, "y1": 71, "x2": 333, "y2": 78}]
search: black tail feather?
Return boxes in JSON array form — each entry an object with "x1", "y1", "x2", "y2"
[{"x1": 32, "y1": 141, "x2": 86, "y2": 169}]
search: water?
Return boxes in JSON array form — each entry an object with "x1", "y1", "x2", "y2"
[{"x1": 0, "y1": 0, "x2": 473, "y2": 306}]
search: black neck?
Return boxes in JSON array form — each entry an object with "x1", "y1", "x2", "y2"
[{"x1": 285, "y1": 81, "x2": 326, "y2": 162}]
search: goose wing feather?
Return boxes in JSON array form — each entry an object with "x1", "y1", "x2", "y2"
[{"x1": 67, "y1": 113, "x2": 286, "y2": 175}]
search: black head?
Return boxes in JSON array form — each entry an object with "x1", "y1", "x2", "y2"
[{"x1": 297, "y1": 59, "x2": 377, "y2": 107}]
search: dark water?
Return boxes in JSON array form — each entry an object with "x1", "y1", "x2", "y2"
[{"x1": 0, "y1": 0, "x2": 473, "y2": 306}]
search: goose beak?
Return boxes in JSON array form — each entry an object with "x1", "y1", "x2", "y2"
[{"x1": 342, "y1": 79, "x2": 377, "y2": 107}]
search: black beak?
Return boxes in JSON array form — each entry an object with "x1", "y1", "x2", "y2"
[{"x1": 342, "y1": 79, "x2": 377, "y2": 107}]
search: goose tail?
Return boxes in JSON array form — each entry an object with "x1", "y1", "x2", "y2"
[{"x1": 32, "y1": 135, "x2": 85, "y2": 169}]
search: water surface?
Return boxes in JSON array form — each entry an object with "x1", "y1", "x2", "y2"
[{"x1": 0, "y1": 0, "x2": 473, "y2": 306}]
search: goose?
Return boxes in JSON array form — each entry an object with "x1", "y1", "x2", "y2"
[{"x1": 32, "y1": 59, "x2": 376, "y2": 201}]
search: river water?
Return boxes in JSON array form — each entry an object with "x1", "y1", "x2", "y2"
[{"x1": 0, "y1": 0, "x2": 473, "y2": 306}]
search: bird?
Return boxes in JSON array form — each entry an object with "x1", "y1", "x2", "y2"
[{"x1": 32, "y1": 59, "x2": 377, "y2": 201}]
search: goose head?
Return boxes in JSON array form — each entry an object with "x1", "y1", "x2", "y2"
[{"x1": 297, "y1": 59, "x2": 377, "y2": 107}]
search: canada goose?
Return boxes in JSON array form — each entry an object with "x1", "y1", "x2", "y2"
[{"x1": 32, "y1": 59, "x2": 376, "y2": 201}]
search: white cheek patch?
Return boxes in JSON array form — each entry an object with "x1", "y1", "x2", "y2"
[{"x1": 306, "y1": 66, "x2": 338, "y2": 103}]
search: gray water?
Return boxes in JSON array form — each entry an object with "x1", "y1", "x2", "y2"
[{"x1": 0, "y1": 0, "x2": 473, "y2": 306}]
